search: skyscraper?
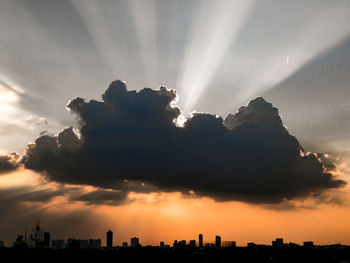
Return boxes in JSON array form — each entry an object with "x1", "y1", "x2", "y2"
[
  {"x1": 199, "y1": 234, "x2": 203, "y2": 248},
  {"x1": 215, "y1": 235, "x2": 221, "y2": 248},
  {"x1": 107, "y1": 230, "x2": 113, "y2": 248},
  {"x1": 43, "y1": 232, "x2": 50, "y2": 248}
]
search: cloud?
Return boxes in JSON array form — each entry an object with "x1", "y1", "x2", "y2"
[
  {"x1": 21, "y1": 80, "x2": 345, "y2": 204},
  {"x1": 0, "y1": 152, "x2": 20, "y2": 174},
  {"x1": 71, "y1": 189, "x2": 129, "y2": 206},
  {"x1": 0, "y1": 186, "x2": 67, "y2": 203}
]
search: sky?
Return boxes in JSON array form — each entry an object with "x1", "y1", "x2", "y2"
[{"x1": 1, "y1": 0, "x2": 350, "y2": 247}]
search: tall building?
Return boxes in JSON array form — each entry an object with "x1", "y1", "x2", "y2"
[
  {"x1": 215, "y1": 235, "x2": 221, "y2": 248},
  {"x1": 43, "y1": 232, "x2": 50, "y2": 248},
  {"x1": 107, "y1": 230, "x2": 113, "y2": 248},
  {"x1": 199, "y1": 234, "x2": 203, "y2": 248},
  {"x1": 131, "y1": 237, "x2": 139, "y2": 247}
]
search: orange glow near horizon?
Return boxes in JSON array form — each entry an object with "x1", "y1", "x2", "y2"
[{"x1": 1, "y1": 163, "x2": 350, "y2": 247}]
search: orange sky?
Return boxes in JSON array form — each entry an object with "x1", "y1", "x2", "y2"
[{"x1": 1, "y1": 160, "x2": 350, "y2": 247}]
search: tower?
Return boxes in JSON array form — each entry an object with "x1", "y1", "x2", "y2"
[
  {"x1": 43, "y1": 232, "x2": 50, "y2": 248},
  {"x1": 107, "y1": 230, "x2": 113, "y2": 248},
  {"x1": 199, "y1": 234, "x2": 203, "y2": 248},
  {"x1": 215, "y1": 235, "x2": 221, "y2": 248}
]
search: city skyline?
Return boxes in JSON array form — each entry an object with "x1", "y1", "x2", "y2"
[
  {"x1": 3, "y1": 223, "x2": 345, "y2": 249},
  {"x1": 5, "y1": 226, "x2": 331, "y2": 249}
]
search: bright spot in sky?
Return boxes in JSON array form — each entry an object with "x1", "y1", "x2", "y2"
[
  {"x1": 174, "y1": 113, "x2": 187, "y2": 127},
  {"x1": 286, "y1": 55, "x2": 290, "y2": 65}
]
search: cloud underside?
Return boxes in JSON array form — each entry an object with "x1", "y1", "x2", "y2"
[
  {"x1": 16, "y1": 80, "x2": 346, "y2": 204},
  {"x1": 0, "y1": 152, "x2": 20, "y2": 174}
]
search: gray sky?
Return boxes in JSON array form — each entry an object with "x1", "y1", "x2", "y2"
[{"x1": 1, "y1": 0, "x2": 350, "y2": 157}]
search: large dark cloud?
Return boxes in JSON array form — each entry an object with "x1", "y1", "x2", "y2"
[{"x1": 21, "y1": 80, "x2": 346, "y2": 204}]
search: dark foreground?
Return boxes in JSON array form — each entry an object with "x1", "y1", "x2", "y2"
[{"x1": 1, "y1": 246, "x2": 350, "y2": 263}]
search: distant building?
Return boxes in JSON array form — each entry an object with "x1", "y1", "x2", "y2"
[
  {"x1": 0, "y1": 241, "x2": 4, "y2": 248},
  {"x1": 78, "y1": 239, "x2": 89, "y2": 249},
  {"x1": 288, "y1": 242, "x2": 300, "y2": 248},
  {"x1": 67, "y1": 239, "x2": 80, "y2": 249},
  {"x1": 189, "y1": 240, "x2": 196, "y2": 247},
  {"x1": 160, "y1": 241, "x2": 165, "y2": 248},
  {"x1": 173, "y1": 240, "x2": 178, "y2": 247},
  {"x1": 199, "y1": 234, "x2": 203, "y2": 248},
  {"x1": 43, "y1": 232, "x2": 50, "y2": 248},
  {"x1": 122, "y1": 242, "x2": 128, "y2": 247},
  {"x1": 272, "y1": 238, "x2": 284, "y2": 247},
  {"x1": 131, "y1": 237, "x2": 139, "y2": 247},
  {"x1": 107, "y1": 230, "x2": 113, "y2": 248},
  {"x1": 222, "y1": 241, "x2": 236, "y2": 247},
  {"x1": 303, "y1": 241, "x2": 314, "y2": 248},
  {"x1": 13, "y1": 235, "x2": 29, "y2": 249},
  {"x1": 89, "y1": 239, "x2": 101, "y2": 249},
  {"x1": 52, "y1": 239, "x2": 65, "y2": 249},
  {"x1": 215, "y1": 236, "x2": 221, "y2": 248},
  {"x1": 247, "y1": 242, "x2": 256, "y2": 248},
  {"x1": 178, "y1": 240, "x2": 186, "y2": 246}
]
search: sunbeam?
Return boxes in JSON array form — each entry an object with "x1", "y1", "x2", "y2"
[
  {"x1": 176, "y1": 0, "x2": 255, "y2": 113},
  {"x1": 231, "y1": 6, "x2": 350, "y2": 104},
  {"x1": 128, "y1": 0, "x2": 160, "y2": 88},
  {"x1": 70, "y1": 0, "x2": 126, "y2": 76}
]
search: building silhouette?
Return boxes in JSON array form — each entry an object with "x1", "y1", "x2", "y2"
[
  {"x1": 131, "y1": 237, "x2": 139, "y2": 247},
  {"x1": 199, "y1": 234, "x2": 203, "y2": 248},
  {"x1": 43, "y1": 232, "x2": 50, "y2": 248},
  {"x1": 215, "y1": 236, "x2": 221, "y2": 248},
  {"x1": 179, "y1": 240, "x2": 186, "y2": 246},
  {"x1": 303, "y1": 241, "x2": 314, "y2": 248},
  {"x1": 89, "y1": 239, "x2": 101, "y2": 249},
  {"x1": 107, "y1": 230, "x2": 113, "y2": 248},
  {"x1": 272, "y1": 238, "x2": 284, "y2": 247},
  {"x1": 52, "y1": 239, "x2": 65, "y2": 249},
  {"x1": 222, "y1": 241, "x2": 236, "y2": 247}
]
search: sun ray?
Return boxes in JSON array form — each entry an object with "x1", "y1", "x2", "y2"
[{"x1": 176, "y1": 0, "x2": 255, "y2": 113}]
